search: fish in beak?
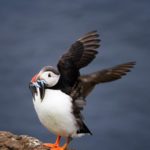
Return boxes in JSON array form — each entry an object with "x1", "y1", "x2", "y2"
[{"x1": 29, "y1": 80, "x2": 46, "y2": 101}]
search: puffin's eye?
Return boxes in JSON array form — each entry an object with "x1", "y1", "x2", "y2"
[{"x1": 48, "y1": 73, "x2": 51, "y2": 77}]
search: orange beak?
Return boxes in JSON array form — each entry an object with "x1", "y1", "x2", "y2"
[{"x1": 31, "y1": 74, "x2": 38, "y2": 83}]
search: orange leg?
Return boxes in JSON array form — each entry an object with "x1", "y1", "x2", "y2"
[
  {"x1": 43, "y1": 136, "x2": 71, "y2": 150},
  {"x1": 60, "y1": 137, "x2": 71, "y2": 150},
  {"x1": 43, "y1": 135, "x2": 61, "y2": 148}
]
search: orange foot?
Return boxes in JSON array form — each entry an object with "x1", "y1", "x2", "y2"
[
  {"x1": 43, "y1": 143, "x2": 67, "y2": 150},
  {"x1": 43, "y1": 135, "x2": 70, "y2": 150},
  {"x1": 43, "y1": 143, "x2": 58, "y2": 148}
]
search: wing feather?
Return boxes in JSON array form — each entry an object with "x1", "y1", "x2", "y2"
[
  {"x1": 71, "y1": 61, "x2": 136, "y2": 99},
  {"x1": 57, "y1": 31, "x2": 100, "y2": 87}
]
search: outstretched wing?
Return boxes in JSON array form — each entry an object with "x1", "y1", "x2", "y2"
[
  {"x1": 57, "y1": 31, "x2": 100, "y2": 87},
  {"x1": 71, "y1": 61, "x2": 136, "y2": 99},
  {"x1": 70, "y1": 61, "x2": 135, "y2": 135}
]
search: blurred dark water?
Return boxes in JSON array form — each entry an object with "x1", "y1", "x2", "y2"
[{"x1": 0, "y1": 0, "x2": 150, "y2": 150}]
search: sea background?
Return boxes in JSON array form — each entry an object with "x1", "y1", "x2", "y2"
[{"x1": 0, "y1": 1, "x2": 150, "y2": 150}]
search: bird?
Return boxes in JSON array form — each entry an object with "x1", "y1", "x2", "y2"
[{"x1": 29, "y1": 31, "x2": 135, "y2": 150}]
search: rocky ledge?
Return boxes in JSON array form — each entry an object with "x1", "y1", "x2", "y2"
[{"x1": 0, "y1": 131, "x2": 49, "y2": 150}]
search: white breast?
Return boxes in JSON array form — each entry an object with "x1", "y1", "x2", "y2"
[{"x1": 33, "y1": 89, "x2": 78, "y2": 137}]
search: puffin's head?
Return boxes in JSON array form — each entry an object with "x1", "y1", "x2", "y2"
[{"x1": 29, "y1": 66, "x2": 60, "y2": 99}]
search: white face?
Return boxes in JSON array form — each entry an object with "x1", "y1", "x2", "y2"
[{"x1": 39, "y1": 71, "x2": 60, "y2": 87}]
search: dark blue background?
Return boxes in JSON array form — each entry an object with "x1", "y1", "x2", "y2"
[{"x1": 0, "y1": 1, "x2": 150, "y2": 150}]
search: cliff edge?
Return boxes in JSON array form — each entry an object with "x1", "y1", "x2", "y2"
[{"x1": 0, "y1": 131, "x2": 67, "y2": 150}]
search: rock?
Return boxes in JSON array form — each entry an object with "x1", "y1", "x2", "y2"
[{"x1": 0, "y1": 131, "x2": 49, "y2": 150}]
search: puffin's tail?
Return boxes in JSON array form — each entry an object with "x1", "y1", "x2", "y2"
[{"x1": 77, "y1": 121, "x2": 92, "y2": 136}]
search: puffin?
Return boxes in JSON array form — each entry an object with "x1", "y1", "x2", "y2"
[{"x1": 29, "y1": 31, "x2": 135, "y2": 150}]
